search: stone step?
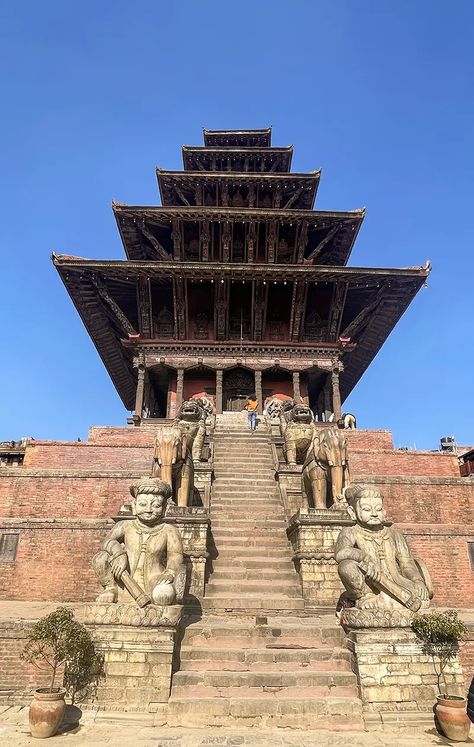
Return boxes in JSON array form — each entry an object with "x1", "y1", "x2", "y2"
[
  {"x1": 179, "y1": 645, "x2": 351, "y2": 667},
  {"x1": 173, "y1": 668, "x2": 356, "y2": 689},
  {"x1": 166, "y1": 695, "x2": 363, "y2": 730},
  {"x1": 210, "y1": 515, "x2": 286, "y2": 523},
  {"x1": 212, "y1": 533, "x2": 287, "y2": 541},
  {"x1": 212, "y1": 538, "x2": 290, "y2": 549},
  {"x1": 210, "y1": 558, "x2": 295, "y2": 570},
  {"x1": 210, "y1": 568, "x2": 296, "y2": 581},
  {"x1": 212, "y1": 549, "x2": 292, "y2": 558},
  {"x1": 212, "y1": 516, "x2": 286, "y2": 537},
  {"x1": 210, "y1": 494, "x2": 282, "y2": 501},
  {"x1": 182, "y1": 617, "x2": 344, "y2": 644},
  {"x1": 212, "y1": 490, "x2": 281, "y2": 496},
  {"x1": 205, "y1": 581, "x2": 301, "y2": 597},
  {"x1": 202, "y1": 595, "x2": 305, "y2": 611}
]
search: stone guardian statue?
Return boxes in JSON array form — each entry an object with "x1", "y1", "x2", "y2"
[
  {"x1": 335, "y1": 484, "x2": 432, "y2": 623},
  {"x1": 92, "y1": 477, "x2": 185, "y2": 607}
]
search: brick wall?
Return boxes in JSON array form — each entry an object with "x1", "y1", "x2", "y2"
[
  {"x1": 0, "y1": 524, "x2": 106, "y2": 601},
  {"x1": 0, "y1": 424, "x2": 473, "y2": 610},
  {"x1": 0, "y1": 620, "x2": 51, "y2": 700}
]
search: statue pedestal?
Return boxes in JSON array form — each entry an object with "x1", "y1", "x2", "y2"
[
  {"x1": 345, "y1": 624, "x2": 465, "y2": 718},
  {"x1": 287, "y1": 508, "x2": 352, "y2": 608},
  {"x1": 82, "y1": 603, "x2": 182, "y2": 712}
]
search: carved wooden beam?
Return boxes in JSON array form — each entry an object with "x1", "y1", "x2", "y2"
[
  {"x1": 175, "y1": 186, "x2": 190, "y2": 207},
  {"x1": 267, "y1": 220, "x2": 278, "y2": 263},
  {"x1": 340, "y1": 287, "x2": 386, "y2": 341},
  {"x1": 91, "y1": 276, "x2": 137, "y2": 337},
  {"x1": 139, "y1": 220, "x2": 170, "y2": 261},
  {"x1": 174, "y1": 277, "x2": 186, "y2": 339},
  {"x1": 283, "y1": 188, "x2": 303, "y2": 210},
  {"x1": 137, "y1": 278, "x2": 152, "y2": 338},
  {"x1": 200, "y1": 219, "x2": 210, "y2": 262},
  {"x1": 195, "y1": 183, "x2": 203, "y2": 205},
  {"x1": 296, "y1": 220, "x2": 309, "y2": 263},
  {"x1": 222, "y1": 222, "x2": 231, "y2": 262},
  {"x1": 327, "y1": 282, "x2": 348, "y2": 341},
  {"x1": 290, "y1": 281, "x2": 307, "y2": 341},
  {"x1": 247, "y1": 222, "x2": 257, "y2": 263},
  {"x1": 215, "y1": 280, "x2": 228, "y2": 341},
  {"x1": 253, "y1": 281, "x2": 267, "y2": 341},
  {"x1": 307, "y1": 224, "x2": 341, "y2": 262},
  {"x1": 171, "y1": 218, "x2": 181, "y2": 261}
]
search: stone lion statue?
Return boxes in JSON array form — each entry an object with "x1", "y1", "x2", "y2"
[
  {"x1": 280, "y1": 402, "x2": 316, "y2": 466},
  {"x1": 174, "y1": 399, "x2": 206, "y2": 463}
]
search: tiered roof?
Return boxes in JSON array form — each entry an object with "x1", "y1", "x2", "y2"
[{"x1": 54, "y1": 127, "x2": 430, "y2": 410}]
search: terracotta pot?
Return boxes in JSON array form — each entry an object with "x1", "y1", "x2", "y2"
[
  {"x1": 29, "y1": 688, "x2": 66, "y2": 739},
  {"x1": 436, "y1": 695, "x2": 471, "y2": 742}
]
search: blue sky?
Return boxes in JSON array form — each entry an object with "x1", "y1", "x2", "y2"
[{"x1": 1, "y1": 0, "x2": 473, "y2": 449}]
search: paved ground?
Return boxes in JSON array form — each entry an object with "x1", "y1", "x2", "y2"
[{"x1": 1, "y1": 705, "x2": 472, "y2": 747}]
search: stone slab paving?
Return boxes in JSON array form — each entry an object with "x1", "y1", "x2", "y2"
[{"x1": 0, "y1": 706, "x2": 472, "y2": 747}]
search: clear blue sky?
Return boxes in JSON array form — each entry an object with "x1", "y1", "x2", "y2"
[{"x1": 1, "y1": 1, "x2": 473, "y2": 449}]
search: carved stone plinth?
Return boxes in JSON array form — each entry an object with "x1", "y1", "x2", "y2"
[
  {"x1": 193, "y1": 463, "x2": 213, "y2": 509},
  {"x1": 346, "y1": 627, "x2": 465, "y2": 714},
  {"x1": 277, "y1": 463, "x2": 304, "y2": 519},
  {"x1": 287, "y1": 507, "x2": 352, "y2": 608},
  {"x1": 83, "y1": 603, "x2": 181, "y2": 712},
  {"x1": 166, "y1": 505, "x2": 209, "y2": 601}
]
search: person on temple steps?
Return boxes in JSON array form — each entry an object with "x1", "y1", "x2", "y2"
[{"x1": 245, "y1": 393, "x2": 258, "y2": 432}]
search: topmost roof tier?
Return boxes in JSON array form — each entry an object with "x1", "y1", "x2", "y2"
[{"x1": 203, "y1": 128, "x2": 272, "y2": 147}]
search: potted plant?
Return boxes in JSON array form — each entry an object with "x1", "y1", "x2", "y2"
[
  {"x1": 21, "y1": 606, "x2": 102, "y2": 739},
  {"x1": 412, "y1": 609, "x2": 470, "y2": 742}
]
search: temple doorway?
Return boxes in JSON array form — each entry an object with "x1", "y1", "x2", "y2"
[{"x1": 223, "y1": 368, "x2": 254, "y2": 411}]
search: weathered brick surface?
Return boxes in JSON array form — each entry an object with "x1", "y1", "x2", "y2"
[
  {"x1": 350, "y1": 450, "x2": 459, "y2": 478},
  {"x1": 23, "y1": 443, "x2": 152, "y2": 471},
  {"x1": 0, "y1": 425, "x2": 473, "y2": 611},
  {"x1": 0, "y1": 524, "x2": 105, "y2": 601}
]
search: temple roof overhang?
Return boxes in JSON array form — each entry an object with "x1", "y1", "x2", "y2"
[
  {"x1": 182, "y1": 146, "x2": 293, "y2": 172},
  {"x1": 203, "y1": 128, "x2": 272, "y2": 147},
  {"x1": 156, "y1": 169, "x2": 321, "y2": 210},
  {"x1": 112, "y1": 204, "x2": 364, "y2": 265},
  {"x1": 53, "y1": 254, "x2": 429, "y2": 409}
]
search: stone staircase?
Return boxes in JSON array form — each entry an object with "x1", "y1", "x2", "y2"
[{"x1": 167, "y1": 412, "x2": 363, "y2": 730}]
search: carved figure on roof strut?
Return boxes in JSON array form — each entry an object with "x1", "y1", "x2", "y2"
[
  {"x1": 92, "y1": 477, "x2": 185, "y2": 607},
  {"x1": 280, "y1": 402, "x2": 316, "y2": 466},
  {"x1": 302, "y1": 427, "x2": 350, "y2": 508},
  {"x1": 335, "y1": 484, "x2": 432, "y2": 625}
]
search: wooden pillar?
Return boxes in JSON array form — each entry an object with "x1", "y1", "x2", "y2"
[
  {"x1": 323, "y1": 378, "x2": 332, "y2": 421},
  {"x1": 216, "y1": 370, "x2": 223, "y2": 415},
  {"x1": 134, "y1": 363, "x2": 146, "y2": 423},
  {"x1": 331, "y1": 368, "x2": 342, "y2": 421},
  {"x1": 292, "y1": 372, "x2": 301, "y2": 404},
  {"x1": 176, "y1": 369, "x2": 184, "y2": 412},
  {"x1": 316, "y1": 390, "x2": 324, "y2": 423},
  {"x1": 255, "y1": 370, "x2": 263, "y2": 415}
]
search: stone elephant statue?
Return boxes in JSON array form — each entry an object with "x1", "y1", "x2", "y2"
[
  {"x1": 152, "y1": 424, "x2": 194, "y2": 507},
  {"x1": 302, "y1": 427, "x2": 350, "y2": 509}
]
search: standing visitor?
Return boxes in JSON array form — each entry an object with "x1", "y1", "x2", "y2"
[{"x1": 245, "y1": 394, "x2": 258, "y2": 432}]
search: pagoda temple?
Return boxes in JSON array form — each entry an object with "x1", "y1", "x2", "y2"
[{"x1": 53, "y1": 128, "x2": 429, "y2": 421}]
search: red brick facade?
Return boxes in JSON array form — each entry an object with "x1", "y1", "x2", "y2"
[{"x1": 0, "y1": 425, "x2": 473, "y2": 610}]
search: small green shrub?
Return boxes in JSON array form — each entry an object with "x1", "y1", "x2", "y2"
[
  {"x1": 411, "y1": 609, "x2": 468, "y2": 695},
  {"x1": 21, "y1": 606, "x2": 103, "y2": 701}
]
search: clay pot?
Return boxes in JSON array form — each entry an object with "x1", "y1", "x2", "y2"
[
  {"x1": 436, "y1": 695, "x2": 471, "y2": 742},
  {"x1": 29, "y1": 688, "x2": 66, "y2": 739}
]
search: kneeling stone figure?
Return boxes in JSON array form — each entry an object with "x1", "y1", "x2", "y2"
[
  {"x1": 93, "y1": 477, "x2": 185, "y2": 607},
  {"x1": 335, "y1": 484, "x2": 432, "y2": 615}
]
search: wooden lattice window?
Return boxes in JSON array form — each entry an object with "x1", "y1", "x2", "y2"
[
  {"x1": 468, "y1": 542, "x2": 474, "y2": 571},
  {"x1": 0, "y1": 533, "x2": 19, "y2": 563}
]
